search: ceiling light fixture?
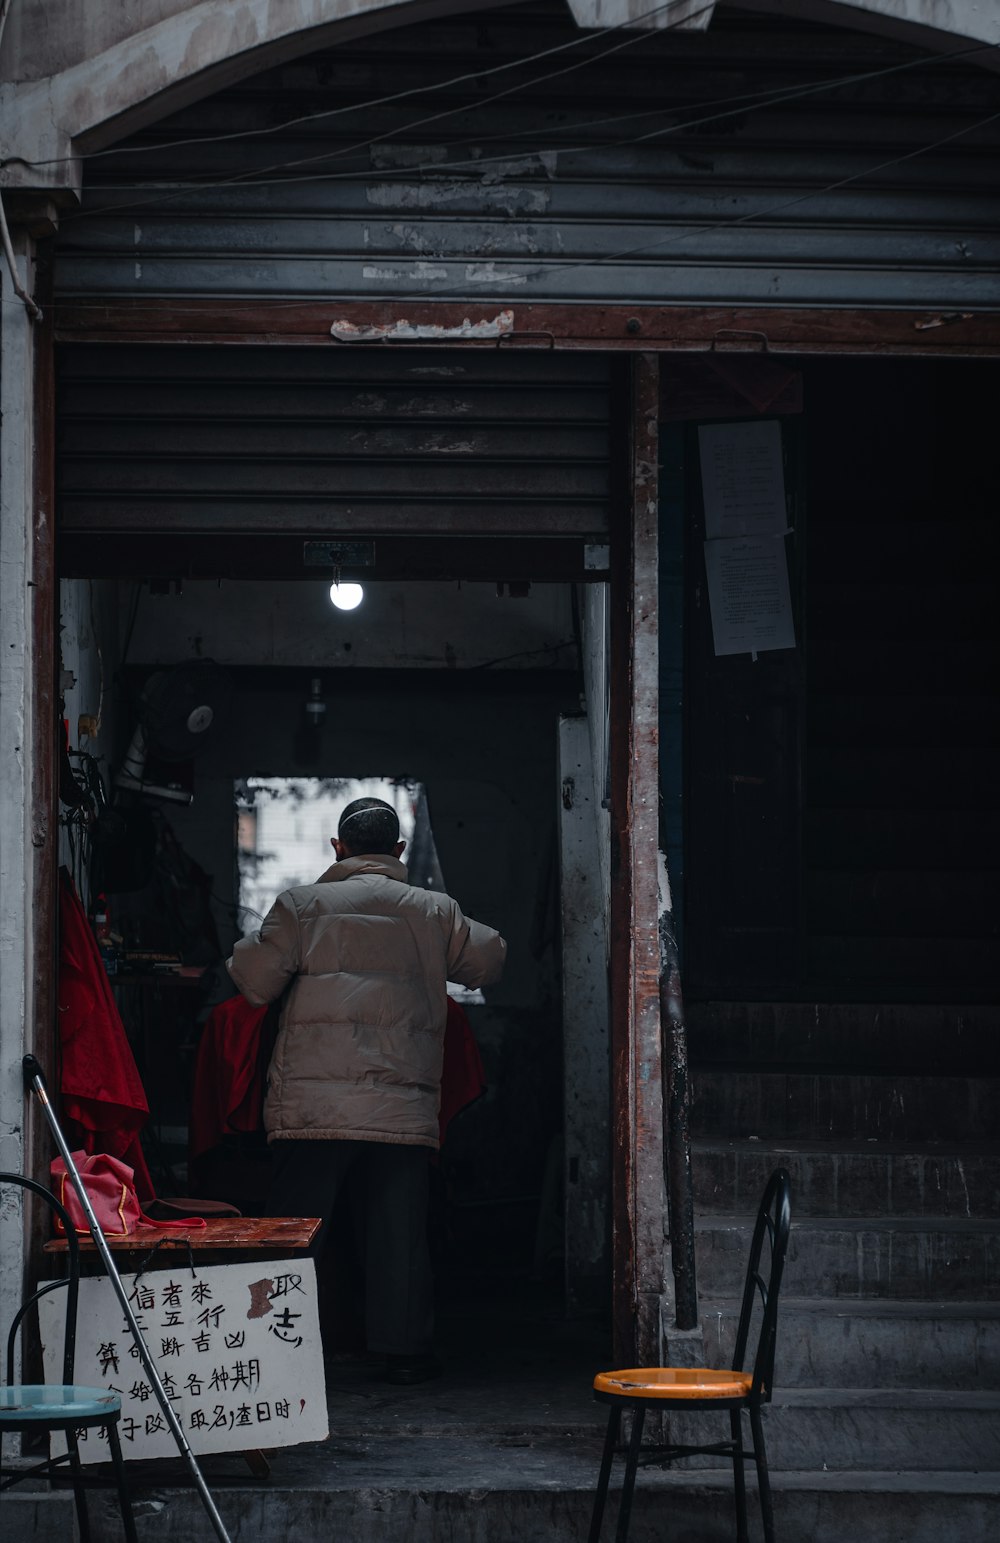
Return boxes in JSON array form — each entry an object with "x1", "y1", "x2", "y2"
[{"x1": 329, "y1": 581, "x2": 364, "y2": 611}]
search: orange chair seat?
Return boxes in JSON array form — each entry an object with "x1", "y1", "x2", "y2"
[{"x1": 594, "y1": 1367, "x2": 753, "y2": 1400}]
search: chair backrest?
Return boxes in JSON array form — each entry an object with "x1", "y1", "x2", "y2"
[
  {"x1": 0, "y1": 1172, "x2": 82, "y2": 1388},
  {"x1": 731, "y1": 1168, "x2": 792, "y2": 1403}
]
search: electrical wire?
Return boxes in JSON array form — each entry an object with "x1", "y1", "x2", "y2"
[
  {"x1": 214, "y1": 0, "x2": 717, "y2": 190},
  {"x1": 515, "y1": 103, "x2": 1000, "y2": 289},
  {"x1": 28, "y1": 95, "x2": 1000, "y2": 322},
  {"x1": 54, "y1": 0, "x2": 717, "y2": 224},
  {"x1": 473, "y1": 637, "x2": 578, "y2": 669},
  {"x1": 54, "y1": 29, "x2": 999, "y2": 228},
  {"x1": 1, "y1": 4, "x2": 994, "y2": 312},
  {"x1": 8, "y1": 0, "x2": 706, "y2": 171},
  {"x1": 200, "y1": 30, "x2": 1000, "y2": 190},
  {"x1": 12, "y1": 4, "x2": 998, "y2": 187}
]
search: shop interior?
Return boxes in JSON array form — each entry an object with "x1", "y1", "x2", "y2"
[{"x1": 56, "y1": 567, "x2": 610, "y2": 1377}]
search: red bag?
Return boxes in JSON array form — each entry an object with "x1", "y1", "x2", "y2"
[{"x1": 51, "y1": 1152, "x2": 206, "y2": 1236}]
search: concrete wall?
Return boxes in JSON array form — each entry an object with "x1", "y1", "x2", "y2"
[
  {"x1": 0, "y1": 239, "x2": 41, "y2": 1366},
  {"x1": 3, "y1": 0, "x2": 991, "y2": 82},
  {"x1": 122, "y1": 579, "x2": 577, "y2": 674},
  {"x1": 2, "y1": 1, "x2": 995, "y2": 195},
  {"x1": 57, "y1": 577, "x2": 121, "y2": 875}
]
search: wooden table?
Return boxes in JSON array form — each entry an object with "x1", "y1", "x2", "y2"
[
  {"x1": 44, "y1": 1217, "x2": 320, "y2": 1256},
  {"x1": 44, "y1": 1217, "x2": 323, "y2": 1479}
]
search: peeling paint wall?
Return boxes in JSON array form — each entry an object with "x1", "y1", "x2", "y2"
[
  {"x1": 559, "y1": 713, "x2": 610, "y2": 1308},
  {"x1": 0, "y1": 244, "x2": 36, "y2": 1356}
]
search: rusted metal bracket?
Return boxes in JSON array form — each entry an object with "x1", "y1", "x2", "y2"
[
  {"x1": 913, "y1": 312, "x2": 974, "y2": 331},
  {"x1": 496, "y1": 330, "x2": 555, "y2": 349},
  {"x1": 711, "y1": 328, "x2": 770, "y2": 353}
]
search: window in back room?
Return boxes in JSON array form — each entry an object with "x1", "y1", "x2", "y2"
[{"x1": 235, "y1": 774, "x2": 484, "y2": 1003}]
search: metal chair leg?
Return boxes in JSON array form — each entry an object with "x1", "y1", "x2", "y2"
[
  {"x1": 749, "y1": 1404, "x2": 775, "y2": 1543},
  {"x1": 730, "y1": 1406, "x2": 749, "y2": 1543},
  {"x1": 588, "y1": 1404, "x2": 622, "y2": 1543},
  {"x1": 614, "y1": 1405, "x2": 645, "y2": 1543},
  {"x1": 66, "y1": 1431, "x2": 92, "y2": 1543},
  {"x1": 105, "y1": 1418, "x2": 139, "y2": 1543}
]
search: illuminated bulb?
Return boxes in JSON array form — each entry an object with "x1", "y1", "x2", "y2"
[{"x1": 329, "y1": 581, "x2": 364, "y2": 611}]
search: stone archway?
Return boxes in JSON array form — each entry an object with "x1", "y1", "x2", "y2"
[{"x1": 1, "y1": 0, "x2": 997, "y2": 199}]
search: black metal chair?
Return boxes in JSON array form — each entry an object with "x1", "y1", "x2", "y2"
[
  {"x1": 0, "y1": 1173, "x2": 138, "y2": 1543},
  {"x1": 589, "y1": 1167, "x2": 792, "y2": 1543}
]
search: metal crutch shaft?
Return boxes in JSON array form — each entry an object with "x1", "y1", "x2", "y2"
[{"x1": 22, "y1": 1054, "x2": 233, "y2": 1543}]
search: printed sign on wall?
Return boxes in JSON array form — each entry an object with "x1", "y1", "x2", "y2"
[
  {"x1": 39, "y1": 1258, "x2": 328, "y2": 1463},
  {"x1": 698, "y1": 420, "x2": 788, "y2": 540},
  {"x1": 699, "y1": 419, "x2": 796, "y2": 657},
  {"x1": 703, "y1": 536, "x2": 796, "y2": 657}
]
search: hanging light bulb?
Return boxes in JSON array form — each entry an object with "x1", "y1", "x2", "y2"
[{"x1": 329, "y1": 581, "x2": 364, "y2": 611}]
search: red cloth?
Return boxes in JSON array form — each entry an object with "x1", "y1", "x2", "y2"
[
  {"x1": 57, "y1": 868, "x2": 154, "y2": 1200},
  {"x1": 189, "y1": 994, "x2": 270, "y2": 1163},
  {"x1": 439, "y1": 997, "x2": 487, "y2": 1141},
  {"x1": 191, "y1": 992, "x2": 486, "y2": 1159}
]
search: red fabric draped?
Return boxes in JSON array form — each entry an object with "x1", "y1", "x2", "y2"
[
  {"x1": 189, "y1": 994, "x2": 270, "y2": 1163},
  {"x1": 438, "y1": 997, "x2": 487, "y2": 1142},
  {"x1": 57, "y1": 868, "x2": 154, "y2": 1200},
  {"x1": 191, "y1": 992, "x2": 486, "y2": 1161}
]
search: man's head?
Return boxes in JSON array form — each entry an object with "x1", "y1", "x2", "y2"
[{"x1": 332, "y1": 797, "x2": 405, "y2": 861}]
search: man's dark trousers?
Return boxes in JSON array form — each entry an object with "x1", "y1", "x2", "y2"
[{"x1": 266, "y1": 1138, "x2": 434, "y2": 1356}]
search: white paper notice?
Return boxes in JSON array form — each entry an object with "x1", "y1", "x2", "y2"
[
  {"x1": 698, "y1": 420, "x2": 787, "y2": 539},
  {"x1": 704, "y1": 536, "x2": 796, "y2": 656},
  {"x1": 39, "y1": 1258, "x2": 328, "y2": 1464}
]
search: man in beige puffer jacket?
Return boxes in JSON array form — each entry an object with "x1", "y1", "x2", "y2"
[{"x1": 227, "y1": 796, "x2": 505, "y2": 1383}]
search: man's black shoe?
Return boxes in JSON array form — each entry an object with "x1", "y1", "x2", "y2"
[{"x1": 380, "y1": 1353, "x2": 444, "y2": 1386}]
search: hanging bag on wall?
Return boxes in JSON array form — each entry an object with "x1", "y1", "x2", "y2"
[{"x1": 51, "y1": 1151, "x2": 207, "y2": 1236}]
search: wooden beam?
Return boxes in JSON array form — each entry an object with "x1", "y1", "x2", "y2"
[
  {"x1": 609, "y1": 353, "x2": 664, "y2": 1366},
  {"x1": 52, "y1": 300, "x2": 1000, "y2": 357}
]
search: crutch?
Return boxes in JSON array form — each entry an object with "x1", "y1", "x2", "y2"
[{"x1": 22, "y1": 1054, "x2": 233, "y2": 1543}]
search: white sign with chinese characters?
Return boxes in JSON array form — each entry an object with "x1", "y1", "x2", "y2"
[
  {"x1": 698, "y1": 420, "x2": 788, "y2": 540},
  {"x1": 39, "y1": 1259, "x2": 328, "y2": 1463},
  {"x1": 703, "y1": 535, "x2": 796, "y2": 656}
]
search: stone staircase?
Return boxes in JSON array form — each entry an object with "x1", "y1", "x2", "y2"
[
  {"x1": 11, "y1": 1015, "x2": 999, "y2": 1541},
  {"x1": 684, "y1": 1035, "x2": 1000, "y2": 1536}
]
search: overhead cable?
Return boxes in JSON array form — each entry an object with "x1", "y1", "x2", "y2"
[
  {"x1": 56, "y1": 30, "x2": 999, "y2": 227},
  {"x1": 7, "y1": 0, "x2": 706, "y2": 169},
  {"x1": 29, "y1": 102, "x2": 1000, "y2": 317}
]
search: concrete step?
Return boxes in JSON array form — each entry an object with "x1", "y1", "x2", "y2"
[
  {"x1": 667, "y1": 1388, "x2": 1000, "y2": 1473},
  {"x1": 691, "y1": 1069, "x2": 1000, "y2": 1142},
  {"x1": 695, "y1": 1214, "x2": 1000, "y2": 1300},
  {"x1": 701, "y1": 1295, "x2": 1000, "y2": 1389},
  {"x1": 693, "y1": 1137, "x2": 1000, "y2": 1219},
  {"x1": 11, "y1": 1452, "x2": 1000, "y2": 1543}
]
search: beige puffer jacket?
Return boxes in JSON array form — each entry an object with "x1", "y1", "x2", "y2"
[{"x1": 227, "y1": 855, "x2": 506, "y2": 1150}]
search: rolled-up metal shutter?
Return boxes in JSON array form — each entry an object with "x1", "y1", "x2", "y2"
[
  {"x1": 56, "y1": 343, "x2": 612, "y2": 539},
  {"x1": 52, "y1": 5, "x2": 1000, "y2": 313}
]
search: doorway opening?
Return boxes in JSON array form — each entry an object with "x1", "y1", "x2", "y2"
[
  {"x1": 51, "y1": 336, "x2": 623, "y2": 1428},
  {"x1": 55, "y1": 567, "x2": 611, "y2": 1383}
]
